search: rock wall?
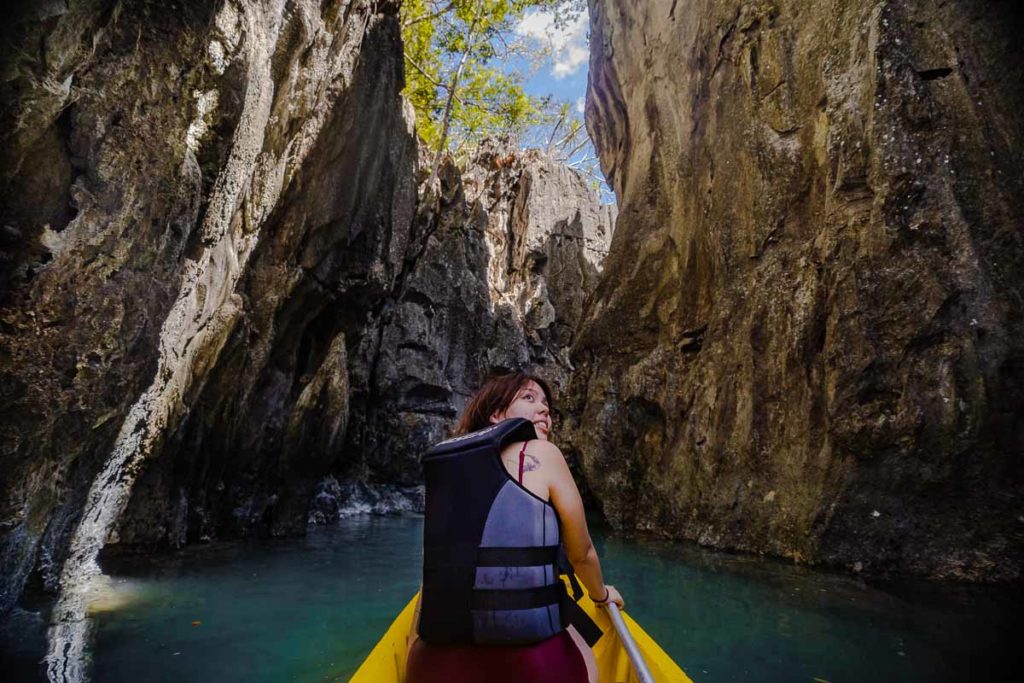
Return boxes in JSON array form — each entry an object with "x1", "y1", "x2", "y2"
[
  {"x1": 114, "y1": 142, "x2": 613, "y2": 539},
  {"x1": 572, "y1": 0, "x2": 1024, "y2": 580},
  {"x1": 0, "y1": 0, "x2": 417, "y2": 618},
  {"x1": 113, "y1": 1, "x2": 422, "y2": 546},
  {"x1": 0, "y1": 0, "x2": 613, "y2": 622},
  {"x1": 469, "y1": 142, "x2": 615, "y2": 390}
]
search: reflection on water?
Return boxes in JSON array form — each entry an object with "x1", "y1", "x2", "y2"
[
  {"x1": 1, "y1": 515, "x2": 1020, "y2": 682},
  {"x1": 82, "y1": 575, "x2": 149, "y2": 616}
]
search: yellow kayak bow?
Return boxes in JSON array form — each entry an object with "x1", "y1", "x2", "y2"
[{"x1": 350, "y1": 581, "x2": 691, "y2": 683}]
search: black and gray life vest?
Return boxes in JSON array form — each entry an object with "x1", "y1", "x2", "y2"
[{"x1": 418, "y1": 417, "x2": 602, "y2": 647}]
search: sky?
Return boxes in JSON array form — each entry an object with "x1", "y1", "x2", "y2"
[
  {"x1": 510, "y1": 7, "x2": 614, "y2": 202},
  {"x1": 515, "y1": 7, "x2": 590, "y2": 112}
]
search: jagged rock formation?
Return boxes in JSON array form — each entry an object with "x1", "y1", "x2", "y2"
[
  {"x1": 570, "y1": 0, "x2": 1024, "y2": 580},
  {"x1": 0, "y1": 2, "x2": 613, "y2": 646},
  {"x1": 116, "y1": 143, "x2": 613, "y2": 535},
  {"x1": 301, "y1": 141, "x2": 614, "y2": 518},
  {"x1": 468, "y1": 141, "x2": 615, "y2": 390}
]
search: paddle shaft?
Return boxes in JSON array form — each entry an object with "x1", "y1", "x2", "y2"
[{"x1": 605, "y1": 603, "x2": 655, "y2": 683}]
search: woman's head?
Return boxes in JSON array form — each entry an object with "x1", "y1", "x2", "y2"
[{"x1": 455, "y1": 372, "x2": 554, "y2": 440}]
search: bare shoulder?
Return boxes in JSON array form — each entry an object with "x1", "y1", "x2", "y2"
[
  {"x1": 525, "y1": 440, "x2": 571, "y2": 472},
  {"x1": 500, "y1": 440, "x2": 570, "y2": 481},
  {"x1": 505, "y1": 439, "x2": 563, "y2": 457},
  {"x1": 526, "y1": 439, "x2": 565, "y2": 459},
  {"x1": 501, "y1": 440, "x2": 567, "y2": 470}
]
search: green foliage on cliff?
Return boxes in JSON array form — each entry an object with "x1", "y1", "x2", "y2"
[{"x1": 400, "y1": 0, "x2": 582, "y2": 173}]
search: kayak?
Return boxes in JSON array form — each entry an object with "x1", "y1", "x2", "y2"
[{"x1": 349, "y1": 578, "x2": 692, "y2": 682}]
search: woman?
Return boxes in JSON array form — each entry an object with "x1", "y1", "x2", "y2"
[{"x1": 406, "y1": 372, "x2": 625, "y2": 683}]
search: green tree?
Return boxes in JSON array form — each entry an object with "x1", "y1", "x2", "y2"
[{"x1": 401, "y1": 0, "x2": 569, "y2": 184}]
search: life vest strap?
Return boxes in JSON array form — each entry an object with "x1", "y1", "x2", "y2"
[
  {"x1": 559, "y1": 591, "x2": 605, "y2": 646},
  {"x1": 471, "y1": 584, "x2": 563, "y2": 610},
  {"x1": 555, "y1": 545, "x2": 604, "y2": 647},
  {"x1": 476, "y1": 545, "x2": 560, "y2": 567},
  {"x1": 555, "y1": 546, "x2": 584, "y2": 601}
]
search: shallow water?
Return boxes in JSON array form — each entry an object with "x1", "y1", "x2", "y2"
[{"x1": 1, "y1": 515, "x2": 1019, "y2": 681}]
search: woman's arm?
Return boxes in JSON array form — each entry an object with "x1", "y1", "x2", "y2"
[{"x1": 540, "y1": 441, "x2": 624, "y2": 608}]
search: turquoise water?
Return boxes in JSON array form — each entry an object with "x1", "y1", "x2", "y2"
[{"x1": 1, "y1": 515, "x2": 1019, "y2": 681}]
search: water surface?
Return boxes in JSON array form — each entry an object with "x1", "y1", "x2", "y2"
[{"x1": 1, "y1": 515, "x2": 1019, "y2": 681}]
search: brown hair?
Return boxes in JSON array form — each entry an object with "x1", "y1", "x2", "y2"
[{"x1": 455, "y1": 372, "x2": 554, "y2": 435}]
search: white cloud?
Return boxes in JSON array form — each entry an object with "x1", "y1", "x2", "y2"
[
  {"x1": 554, "y1": 45, "x2": 588, "y2": 77},
  {"x1": 575, "y1": 96, "x2": 585, "y2": 114},
  {"x1": 516, "y1": 9, "x2": 589, "y2": 80}
]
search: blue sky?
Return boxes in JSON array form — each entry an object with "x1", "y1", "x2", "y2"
[
  {"x1": 514, "y1": 7, "x2": 590, "y2": 110},
  {"x1": 510, "y1": 7, "x2": 614, "y2": 202}
]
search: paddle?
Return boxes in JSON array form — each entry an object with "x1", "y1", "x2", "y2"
[{"x1": 606, "y1": 602, "x2": 655, "y2": 683}]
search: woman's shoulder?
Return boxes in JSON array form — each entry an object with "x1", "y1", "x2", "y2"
[
  {"x1": 525, "y1": 439, "x2": 563, "y2": 457},
  {"x1": 524, "y1": 440, "x2": 570, "y2": 471},
  {"x1": 504, "y1": 439, "x2": 565, "y2": 462}
]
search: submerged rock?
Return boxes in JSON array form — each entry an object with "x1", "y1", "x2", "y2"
[{"x1": 570, "y1": 0, "x2": 1024, "y2": 580}]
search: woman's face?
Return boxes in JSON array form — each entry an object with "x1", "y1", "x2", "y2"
[{"x1": 490, "y1": 380, "x2": 551, "y2": 440}]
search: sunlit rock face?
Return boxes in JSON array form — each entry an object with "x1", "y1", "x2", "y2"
[
  {"x1": 467, "y1": 140, "x2": 615, "y2": 389},
  {"x1": 0, "y1": 0, "x2": 416, "y2": 612},
  {"x1": 572, "y1": 0, "x2": 1024, "y2": 580},
  {"x1": 338, "y1": 143, "x2": 614, "y2": 493},
  {"x1": 115, "y1": 2, "x2": 421, "y2": 547}
]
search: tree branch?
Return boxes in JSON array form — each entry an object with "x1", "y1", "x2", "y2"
[
  {"x1": 404, "y1": 52, "x2": 501, "y2": 117},
  {"x1": 562, "y1": 136, "x2": 590, "y2": 160},
  {"x1": 429, "y1": 3, "x2": 485, "y2": 187},
  {"x1": 402, "y1": 1, "x2": 455, "y2": 29},
  {"x1": 545, "y1": 111, "x2": 565, "y2": 152},
  {"x1": 403, "y1": 52, "x2": 444, "y2": 89}
]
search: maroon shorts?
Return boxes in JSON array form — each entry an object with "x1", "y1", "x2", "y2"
[{"x1": 406, "y1": 630, "x2": 589, "y2": 683}]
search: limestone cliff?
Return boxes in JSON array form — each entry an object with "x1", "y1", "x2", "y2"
[
  {"x1": 0, "y1": 2, "x2": 423, "y2": 675},
  {"x1": 467, "y1": 140, "x2": 615, "y2": 389},
  {"x1": 344, "y1": 142, "x2": 613, "y2": 493},
  {"x1": 570, "y1": 0, "x2": 1024, "y2": 580}
]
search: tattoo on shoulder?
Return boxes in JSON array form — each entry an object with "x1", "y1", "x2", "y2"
[{"x1": 522, "y1": 454, "x2": 541, "y2": 473}]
